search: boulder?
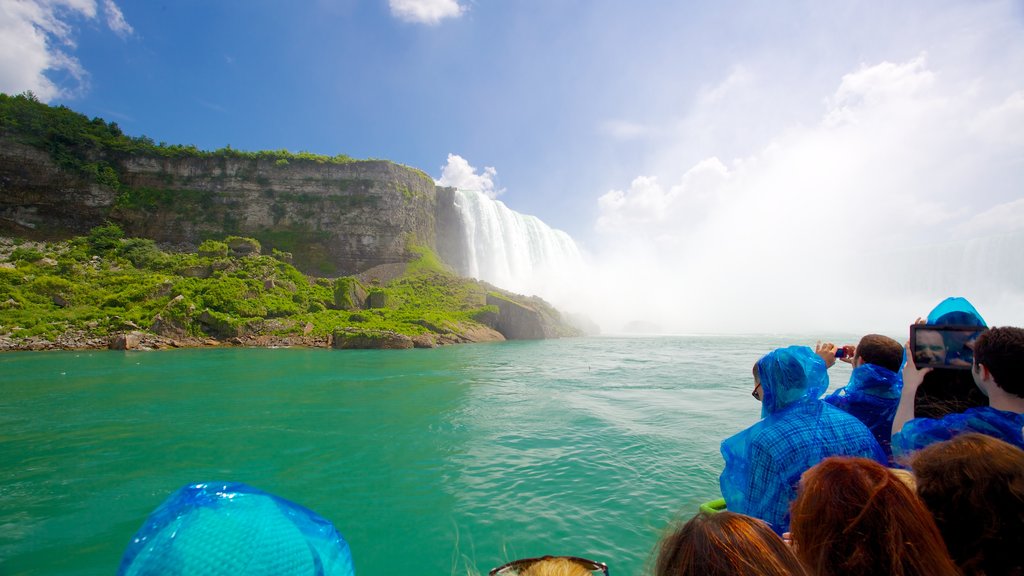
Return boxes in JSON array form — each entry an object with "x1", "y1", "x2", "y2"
[
  {"x1": 483, "y1": 294, "x2": 549, "y2": 340},
  {"x1": 412, "y1": 334, "x2": 436, "y2": 348},
  {"x1": 332, "y1": 328, "x2": 413, "y2": 349},
  {"x1": 180, "y1": 264, "x2": 212, "y2": 278},
  {"x1": 109, "y1": 331, "x2": 142, "y2": 350},
  {"x1": 226, "y1": 236, "x2": 261, "y2": 257},
  {"x1": 366, "y1": 290, "x2": 389, "y2": 309}
]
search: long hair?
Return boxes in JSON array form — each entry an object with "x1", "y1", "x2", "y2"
[
  {"x1": 912, "y1": 433, "x2": 1024, "y2": 576},
  {"x1": 789, "y1": 457, "x2": 958, "y2": 576},
  {"x1": 654, "y1": 511, "x2": 807, "y2": 576}
]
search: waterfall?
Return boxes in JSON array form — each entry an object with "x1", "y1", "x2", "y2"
[
  {"x1": 451, "y1": 189, "x2": 585, "y2": 299},
  {"x1": 871, "y1": 230, "x2": 1024, "y2": 323}
]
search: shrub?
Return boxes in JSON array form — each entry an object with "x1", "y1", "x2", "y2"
[
  {"x1": 224, "y1": 236, "x2": 261, "y2": 257},
  {"x1": 10, "y1": 246, "x2": 44, "y2": 263},
  {"x1": 87, "y1": 222, "x2": 124, "y2": 253},
  {"x1": 117, "y1": 238, "x2": 163, "y2": 267},
  {"x1": 198, "y1": 239, "x2": 229, "y2": 258}
]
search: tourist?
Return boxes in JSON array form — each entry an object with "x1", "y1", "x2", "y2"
[
  {"x1": 819, "y1": 334, "x2": 904, "y2": 461},
  {"x1": 653, "y1": 511, "x2": 807, "y2": 576},
  {"x1": 789, "y1": 456, "x2": 959, "y2": 576},
  {"x1": 911, "y1": 297, "x2": 989, "y2": 419},
  {"x1": 488, "y1": 555, "x2": 608, "y2": 576},
  {"x1": 720, "y1": 346, "x2": 885, "y2": 533},
  {"x1": 892, "y1": 325, "x2": 1024, "y2": 456},
  {"x1": 911, "y1": 433, "x2": 1024, "y2": 576},
  {"x1": 117, "y1": 481, "x2": 354, "y2": 576}
]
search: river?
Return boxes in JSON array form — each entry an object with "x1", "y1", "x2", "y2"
[{"x1": 0, "y1": 335, "x2": 858, "y2": 575}]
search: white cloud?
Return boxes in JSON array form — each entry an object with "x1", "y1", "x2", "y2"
[
  {"x1": 0, "y1": 0, "x2": 131, "y2": 101},
  {"x1": 388, "y1": 0, "x2": 463, "y2": 25},
  {"x1": 102, "y1": 0, "x2": 131, "y2": 37},
  {"x1": 580, "y1": 53, "x2": 1024, "y2": 333},
  {"x1": 823, "y1": 54, "x2": 935, "y2": 128},
  {"x1": 596, "y1": 157, "x2": 729, "y2": 237},
  {"x1": 436, "y1": 153, "x2": 503, "y2": 199}
]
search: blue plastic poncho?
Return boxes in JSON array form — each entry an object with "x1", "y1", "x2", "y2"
[
  {"x1": 824, "y1": 363, "x2": 903, "y2": 460},
  {"x1": 721, "y1": 346, "x2": 885, "y2": 533},
  {"x1": 893, "y1": 406, "x2": 1024, "y2": 457},
  {"x1": 118, "y1": 482, "x2": 355, "y2": 576},
  {"x1": 927, "y1": 296, "x2": 987, "y2": 326}
]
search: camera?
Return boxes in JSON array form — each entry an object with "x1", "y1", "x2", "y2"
[{"x1": 909, "y1": 324, "x2": 987, "y2": 370}]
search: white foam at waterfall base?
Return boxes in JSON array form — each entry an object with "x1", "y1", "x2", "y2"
[{"x1": 452, "y1": 189, "x2": 585, "y2": 304}]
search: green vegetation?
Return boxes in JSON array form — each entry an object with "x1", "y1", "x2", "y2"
[
  {"x1": 0, "y1": 227, "x2": 497, "y2": 343},
  {"x1": 0, "y1": 91, "x2": 362, "y2": 191}
]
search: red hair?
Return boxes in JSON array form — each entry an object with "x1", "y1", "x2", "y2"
[
  {"x1": 655, "y1": 511, "x2": 807, "y2": 576},
  {"x1": 790, "y1": 457, "x2": 958, "y2": 576}
]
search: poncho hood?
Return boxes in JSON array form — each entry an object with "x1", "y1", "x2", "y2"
[
  {"x1": 756, "y1": 346, "x2": 829, "y2": 417},
  {"x1": 927, "y1": 296, "x2": 987, "y2": 327}
]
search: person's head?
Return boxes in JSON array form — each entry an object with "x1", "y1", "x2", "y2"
[
  {"x1": 489, "y1": 556, "x2": 607, "y2": 576},
  {"x1": 118, "y1": 482, "x2": 354, "y2": 576},
  {"x1": 753, "y1": 346, "x2": 828, "y2": 416},
  {"x1": 911, "y1": 433, "x2": 1024, "y2": 576},
  {"x1": 928, "y1": 296, "x2": 987, "y2": 327},
  {"x1": 789, "y1": 457, "x2": 959, "y2": 576},
  {"x1": 853, "y1": 334, "x2": 903, "y2": 372},
  {"x1": 751, "y1": 364, "x2": 764, "y2": 401},
  {"x1": 654, "y1": 511, "x2": 807, "y2": 576},
  {"x1": 972, "y1": 326, "x2": 1024, "y2": 398}
]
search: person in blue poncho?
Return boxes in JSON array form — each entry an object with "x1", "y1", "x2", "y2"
[
  {"x1": 913, "y1": 297, "x2": 989, "y2": 419},
  {"x1": 118, "y1": 481, "x2": 355, "y2": 576},
  {"x1": 892, "y1": 326, "x2": 1024, "y2": 457},
  {"x1": 720, "y1": 346, "x2": 886, "y2": 534},
  {"x1": 821, "y1": 334, "x2": 905, "y2": 462}
]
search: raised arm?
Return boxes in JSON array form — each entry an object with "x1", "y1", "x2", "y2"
[{"x1": 891, "y1": 340, "x2": 931, "y2": 437}]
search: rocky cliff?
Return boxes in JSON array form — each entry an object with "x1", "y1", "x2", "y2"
[
  {"x1": 0, "y1": 136, "x2": 468, "y2": 277},
  {"x1": 0, "y1": 94, "x2": 584, "y2": 346}
]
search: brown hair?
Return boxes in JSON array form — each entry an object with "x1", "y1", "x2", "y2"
[
  {"x1": 654, "y1": 511, "x2": 807, "y2": 576},
  {"x1": 790, "y1": 457, "x2": 959, "y2": 576},
  {"x1": 855, "y1": 334, "x2": 904, "y2": 373},
  {"x1": 912, "y1": 433, "x2": 1024, "y2": 576},
  {"x1": 974, "y1": 326, "x2": 1024, "y2": 397}
]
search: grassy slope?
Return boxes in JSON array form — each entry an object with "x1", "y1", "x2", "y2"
[{"x1": 0, "y1": 227, "x2": 498, "y2": 343}]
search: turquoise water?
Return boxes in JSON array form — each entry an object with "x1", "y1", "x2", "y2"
[{"x1": 0, "y1": 335, "x2": 855, "y2": 575}]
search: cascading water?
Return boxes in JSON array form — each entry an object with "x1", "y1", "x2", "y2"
[{"x1": 452, "y1": 189, "x2": 585, "y2": 301}]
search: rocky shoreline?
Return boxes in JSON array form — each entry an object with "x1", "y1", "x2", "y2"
[{"x1": 0, "y1": 325, "x2": 508, "y2": 353}]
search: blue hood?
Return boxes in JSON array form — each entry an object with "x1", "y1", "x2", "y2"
[
  {"x1": 756, "y1": 346, "x2": 829, "y2": 417},
  {"x1": 927, "y1": 296, "x2": 987, "y2": 327}
]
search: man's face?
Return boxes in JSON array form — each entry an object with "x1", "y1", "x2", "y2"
[
  {"x1": 752, "y1": 371, "x2": 764, "y2": 402},
  {"x1": 916, "y1": 331, "x2": 946, "y2": 364}
]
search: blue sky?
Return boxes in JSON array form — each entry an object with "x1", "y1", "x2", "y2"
[{"x1": 2, "y1": 0, "x2": 1023, "y2": 331}]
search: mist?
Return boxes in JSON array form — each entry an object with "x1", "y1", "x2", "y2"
[{"x1": 441, "y1": 51, "x2": 1024, "y2": 336}]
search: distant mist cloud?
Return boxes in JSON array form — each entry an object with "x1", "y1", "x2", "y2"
[
  {"x1": 599, "y1": 119, "x2": 652, "y2": 140},
  {"x1": 0, "y1": 0, "x2": 132, "y2": 101},
  {"x1": 579, "y1": 52, "x2": 1024, "y2": 334},
  {"x1": 436, "y1": 153, "x2": 503, "y2": 198},
  {"x1": 388, "y1": 0, "x2": 464, "y2": 25}
]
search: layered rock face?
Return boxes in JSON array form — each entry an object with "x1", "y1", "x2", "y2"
[
  {"x1": 0, "y1": 142, "x2": 117, "y2": 234},
  {"x1": 0, "y1": 138, "x2": 468, "y2": 276}
]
